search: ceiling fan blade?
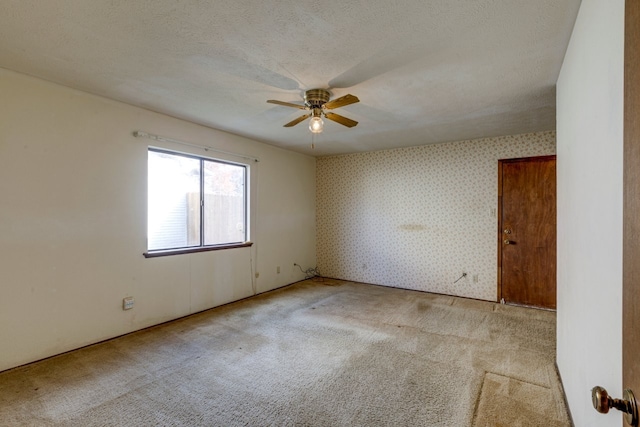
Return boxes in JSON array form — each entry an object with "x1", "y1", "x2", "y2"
[
  {"x1": 324, "y1": 94, "x2": 360, "y2": 110},
  {"x1": 267, "y1": 100, "x2": 308, "y2": 110},
  {"x1": 324, "y1": 112, "x2": 358, "y2": 128},
  {"x1": 284, "y1": 114, "x2": 311, "y2": 127}
]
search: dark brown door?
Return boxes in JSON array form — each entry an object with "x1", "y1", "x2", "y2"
[
  {"x1": 624, "y1": 0, "x2": 640, "y2": 417},
  {"x1": 498, "y1": 156, "x2": 557, "y2": 309}
]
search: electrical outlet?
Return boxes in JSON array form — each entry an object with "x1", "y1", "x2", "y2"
[
  {"x1": 123, "y1": 297, "x2": 134, "y2": 310},
  {"x1": 473, "y1": 274, "x2": 479, "y2": 283},
  {"x1": 277, "y1": 266, "x2": 280, "y2": 274}
]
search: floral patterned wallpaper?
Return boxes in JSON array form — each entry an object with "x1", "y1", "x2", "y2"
[{"x1": 316, "y1": 131, "x2": 556, "y2": 301}]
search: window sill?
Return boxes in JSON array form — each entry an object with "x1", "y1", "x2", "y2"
[{"x1": 144, "y1": 242, "x2": 253, "y2": 258}]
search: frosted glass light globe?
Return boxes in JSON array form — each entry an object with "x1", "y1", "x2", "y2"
[{"x1": 309, "y1": 116, "x2": 324, "y2": 134}]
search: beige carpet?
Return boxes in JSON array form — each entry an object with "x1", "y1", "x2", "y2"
[{"x1": 0, "y1": 279, "x2": 571, "y2": 426}]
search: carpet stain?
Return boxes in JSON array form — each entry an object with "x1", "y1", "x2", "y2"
[
  {"x1": 416, "y1": 301, "x2": 432, "y2": 312},
  {"x1": 473, "y1": 372, "x2": 567, "y2": 427}
]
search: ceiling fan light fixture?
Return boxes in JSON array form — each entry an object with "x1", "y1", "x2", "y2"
[
  {"x1": 309, "y1": 116, "x2": 324, "y2": 134},
  {"x1": 268, "y1": 89, "x2": 359, "y2": 133}
]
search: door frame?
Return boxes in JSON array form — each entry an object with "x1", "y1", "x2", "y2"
[
  {"x1": 623, "y1": 0, "x2": 640, "y2": 403},
  {"x1": 497, "y1": 155, "x2": 557, "y2": 304}
]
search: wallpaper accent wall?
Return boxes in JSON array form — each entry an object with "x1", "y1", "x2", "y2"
[{"x1": 316, "y1": 131, "x2": 556, "y2": 301}]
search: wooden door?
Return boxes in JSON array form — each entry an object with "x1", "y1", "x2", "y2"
[
  {"x1": 498, "y1": 156, "x2": 557, "y2": 309},
  {"x1": 624, "y1": 0, "x2": 640, "y2": 417}
]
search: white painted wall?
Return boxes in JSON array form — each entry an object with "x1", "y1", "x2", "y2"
[
  {"x1": 0, "y1": 69, "x2": 316, "y2": 372},
  {"x1": 316, "y1": 132, "x2": 555, "y2": 300},
  {"x1": 556, "y1": 0, "x2": 624, "y2": 425}
]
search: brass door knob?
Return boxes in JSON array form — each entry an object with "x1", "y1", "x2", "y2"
[
  {"x1": 504, "y1": 228, "x2": 512, "y2": 234},
  {"x1": 504, "y1": 239, "x2": 513, "y2": 245},
  {"x1": 592, "y1": 386, "x2": 639, "y2": 426}
]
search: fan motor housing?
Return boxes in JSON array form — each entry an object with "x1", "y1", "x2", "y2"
[{"x1": 304, "y1": 89, "x2": 330, "y2": 108}]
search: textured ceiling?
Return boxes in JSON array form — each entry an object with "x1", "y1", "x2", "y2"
[{"x1": 0, "y1": 0, "x2": 581, "y2": 156}]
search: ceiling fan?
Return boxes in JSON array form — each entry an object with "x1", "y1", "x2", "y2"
[{"x1": 267, "y1": 89, "x2": 359, "y2": 134}]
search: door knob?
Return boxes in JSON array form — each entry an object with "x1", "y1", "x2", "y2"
[
  {"x1": 504, "y1": 239, "x2": 513, "y2": 245},
  {"x1": 592, "y1": 386, "x2": 639, "y2": 426},
  {"x1": 504, "y1": 228, "x2": 512, "y2": 234}
]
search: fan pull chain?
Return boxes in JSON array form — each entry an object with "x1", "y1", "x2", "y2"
[{"x1": 311, "y1": 133, "x2": 315, "y2": 149}]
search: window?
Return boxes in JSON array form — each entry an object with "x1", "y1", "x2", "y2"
[{"x1": 146, "y1": 148, "x2": 248, "y2": 256}]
